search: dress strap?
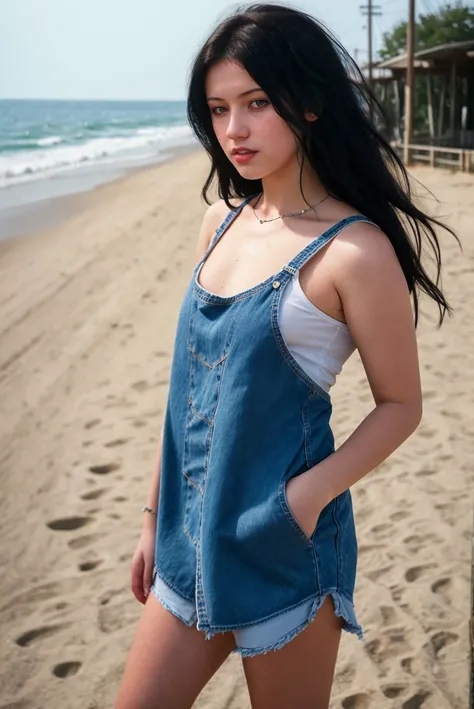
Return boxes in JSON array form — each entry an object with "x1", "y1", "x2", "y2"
[
  {"x1": 208, "y1": 195, "x2": 255, "y2": 249},
  {"x1": 283, "y1": 215, "x2": 377, "y2": 274}
]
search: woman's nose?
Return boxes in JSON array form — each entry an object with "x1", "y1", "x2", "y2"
[{"x1": 226, "y1": 111, "x2": 249, "y2": 140}]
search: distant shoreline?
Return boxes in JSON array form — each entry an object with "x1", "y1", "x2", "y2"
[{"x1": 0, "y1": 141, "x2": 201, "y2": 242}]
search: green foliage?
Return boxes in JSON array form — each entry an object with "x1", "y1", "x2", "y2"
[{"x1": 379, "y1": 2, "x2": 474, "y2": 60}]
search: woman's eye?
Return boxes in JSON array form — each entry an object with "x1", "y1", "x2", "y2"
[
  {"x1": 210, "y1": 99, "x2": 269, "y2": 116},
  {"x1": 251, "y1": 99, "x2": 269, "y2": 109}
]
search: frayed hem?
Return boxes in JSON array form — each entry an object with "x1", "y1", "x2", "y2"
[
  {"x1": 150, "y1": 586, "x2": 197, "y2": 627},
  {"x1": 234, "y1": 592, "x2": 363, "y2": 658}
]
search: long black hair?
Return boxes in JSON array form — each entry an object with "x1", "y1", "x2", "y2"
[{"x1": 187, "y1": 2, "x2": 459, "y2": 326}]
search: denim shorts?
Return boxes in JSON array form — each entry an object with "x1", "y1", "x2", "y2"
[{"x1": 150, "y1": 567, "x2": 362, "y2": 657}]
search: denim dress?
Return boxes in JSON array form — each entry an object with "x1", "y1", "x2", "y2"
[{"x1": 151, "y1": 197, "x2": 373, "y2": 657}]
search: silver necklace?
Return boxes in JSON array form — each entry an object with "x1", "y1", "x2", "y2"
[{"x1": 252, "y1": 192, "x2": 330, "y2": 224}]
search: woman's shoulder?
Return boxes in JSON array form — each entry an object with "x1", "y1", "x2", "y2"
[
  {"x1": 195, "y1": 199, "x2": 238, "y2": 262},
  {"x1": 198, "y1": 196, "x2": 253, "y2": 241}
]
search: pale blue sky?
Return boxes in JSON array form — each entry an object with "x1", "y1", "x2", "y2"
[{"x1": 0, "y1": 0, "x2": 412, "y2": 100}]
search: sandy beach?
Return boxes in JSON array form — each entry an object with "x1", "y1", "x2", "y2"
[{"x1": 0, "y1": 149, "x2": 472, "y2": 709}]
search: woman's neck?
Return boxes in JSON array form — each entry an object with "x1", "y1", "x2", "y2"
[{"x1": 256, "y1": 158, "x2": 328, "y2": 219}]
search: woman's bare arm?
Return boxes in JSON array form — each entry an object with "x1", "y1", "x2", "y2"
[
  {"x1": 287, "y1": 223, "x2": 423, "y2": 532},
  {"x1": 316, "y1": 224, "x2": 422, "y2": 498}
]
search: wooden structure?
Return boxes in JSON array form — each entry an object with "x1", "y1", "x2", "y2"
[{"x1": 371, "y1": 40, "x2": 474, "y2": 170}]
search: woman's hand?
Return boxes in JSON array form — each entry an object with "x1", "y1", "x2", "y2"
[
  {"x1": 130, "y1": 528, "x2": 156, "y2": 604},
  {"x1": 285, "y1": 471, "x2": 327, "y2": 539}
]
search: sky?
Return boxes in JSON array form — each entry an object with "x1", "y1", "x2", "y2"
[{"x1": 0, "y1": 0, "x2": 432, "y2": 101}]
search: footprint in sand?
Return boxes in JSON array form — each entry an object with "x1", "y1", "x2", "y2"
[
  {"x1": 105, "y1": 398, "x2": 137, "y2": 410},
  {"x1": 390, "y1": 510, "x2": 410, "y2": 522},
  {"x1": 389, "y1": 583, "x2": 404, "y2": 602},
  {"x1": 400, "y1": 656, "x2": 413, "y2": 675},
  {"x1": 379, "y1": 605, "x2": 397, "y2": 625},
  {"x1": 401, "y1": 690, "x2": 432, "y2": 709},
  {"x1": 341, "y1": 693, "x2": 372, "y2": 709},
  {"x1": 80, "y1": 488, "x2": 107, "y2": 501},
  {"x1": 89, "y1": 463, "x2": 120, "y2": 475},
  {"x1": 366, "y1": 565, "x2": 393, "y2": 582},
  {"x1": 99, "y1": 589, "x2": 123, "y2": 606},
  {"x1": 131, "y1": 379, "x2": 150, "y2": 392},
  {"x1": 78, "y1": 560, "x2": 103, "y2": 572},
  {"x1": 52, "y1": 661, "x2": 81, "y2": 678},
  {"x1": 104, "y1": 438, "x2": 129, "y2": 448},
  {"x1": 365, "y1": 627, "x2": 412, "y2": 674},
  {"x1": 156, "y1": 268, "x2": 168, "y2": 281},
  {"x1": 132, "y1": 419, "x2": 147, "y2": 428},
  {"x1": 429, "y1": 630, "x2": 458, "y2": 658},
  {"x1": 113, "y1": 496, "x2": 127, "y2": 503},
  {"x1": 84, "y1": 419, "x2": 101, "y2": 430},
  {"x1": 53, "y1": 602, "x2": 68, "y2": 611},
  {"x1": 358, "y1": 542, "x2": 385, "y2": 554},
  {"x1": 68, "y1": 533, "x2": 102, "y2": 550},
  {"x1": 405, "y1": 564, "x2": 435, "y2": 582},
  {"x1": 415, "y1": 468, "x2": 436, "y2": 477},
  {"x1": 405, "y1": 532, "x2": 441, "y2": 551},
  {"x1": 370, "y1": 522, "x2": 393, "y2": 537},
  {"x1": 16, "y1": 623, "x2": 69, "y2": 647},
  {"x1": 418, "y1": 427, "x2": 437, "y2": 439},
  {"x1": 47, "y1": 516, "x2": 92, "y2": 531},
  {"x1": 431, "y1": 577, "x2": 452, "y2": 604},
  {"x1": 382, "y1": 684, "x2": 407, "y2": 699}
]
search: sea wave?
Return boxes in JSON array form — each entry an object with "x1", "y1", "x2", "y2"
[
  {"x1": 0, "y1": 124, "x2": 194, "y2": 188},
  {"x1": 37, "y1": 136, "x2": 63, "y2": 147}
]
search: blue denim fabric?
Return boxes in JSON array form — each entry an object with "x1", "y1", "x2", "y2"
[{"x1": 153, "y1": 199, "x2": 373, "y2": 656}]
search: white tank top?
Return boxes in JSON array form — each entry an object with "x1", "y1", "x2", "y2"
[{"x1": 280, "y1": 271, "x2": 356, "y2": 392}]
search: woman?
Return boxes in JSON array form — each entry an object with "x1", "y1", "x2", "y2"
[{"x1": 114, "y1": 4, "x2": 456, "y2": 708}]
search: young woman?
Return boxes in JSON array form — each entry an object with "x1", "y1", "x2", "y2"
[{"x1": 114, "y1": 4, "x2": 456, "y2": 708}]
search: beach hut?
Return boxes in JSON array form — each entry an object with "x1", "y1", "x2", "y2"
[{"x1": 371, "y1": 39, "x2": 474, "y2": 170}]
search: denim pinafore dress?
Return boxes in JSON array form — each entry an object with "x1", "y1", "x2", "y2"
[{"x1": 151, "y1": 197, "x2": 371, "y2": 657}]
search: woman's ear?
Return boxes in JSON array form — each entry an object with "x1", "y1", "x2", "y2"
[{"x1": 304, "y1": 110, "x2": 318, "y2": 122}]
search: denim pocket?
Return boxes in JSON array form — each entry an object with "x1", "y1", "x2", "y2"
[{"x1": 278, "y1": 475, "x2": 315, "y2": 545}]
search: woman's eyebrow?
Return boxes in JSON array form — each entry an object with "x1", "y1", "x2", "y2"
[{"x1": 207, "y1": 87, "x2": 263, "y2": 101}]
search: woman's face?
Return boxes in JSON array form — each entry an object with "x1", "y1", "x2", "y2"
[{"x1": 205, "y1": 60, "x2": 303, "y2": 179}]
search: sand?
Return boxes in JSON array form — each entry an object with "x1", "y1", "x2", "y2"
[{"x1": 0, "y1": 150, "x2": 472, "y2": 709}]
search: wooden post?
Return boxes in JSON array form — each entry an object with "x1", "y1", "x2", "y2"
[
  {"x1": 438, "y1": 75, "x2": 446, "y2": 139},
  {"x1": 427, "y1": 73, "x2": 435, "y2": 139},
  {"x1": 449, "y1": 62, "x2": 457, "y2": 136},
  {"x1": 403, "y1": 0, "x2": 415, "y2": 164}
]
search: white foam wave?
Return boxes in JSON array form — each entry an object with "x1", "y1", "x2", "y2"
[
  {"x1": 0, "y1": 124, "x2": 194, "y2": 188},
  {"x1": 37, "y1": 136, "x2": 62, "y2": 147}
]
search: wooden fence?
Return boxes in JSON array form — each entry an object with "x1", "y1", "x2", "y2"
[{"x1": 392, "y1": 142, "x2": 474, "y2": 172}]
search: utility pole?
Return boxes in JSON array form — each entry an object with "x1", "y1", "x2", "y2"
[
  {"x1": 404, "y1": 0, "x2": 416, "y2": 164},
  {"x1": 360, "y1": 1, "x2": 382, "y2": 92}
]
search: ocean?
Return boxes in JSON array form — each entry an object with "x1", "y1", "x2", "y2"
[
  {"x1": 0, "y1": 99, "x2": 197, "y2": 239},
  {"x1": 0, "y1": 99, "x2": 194, "y2": 189}
]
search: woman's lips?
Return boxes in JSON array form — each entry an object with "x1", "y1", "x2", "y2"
[{"x1": 233, "y1": 151, "x2": 258, "y2": 164}]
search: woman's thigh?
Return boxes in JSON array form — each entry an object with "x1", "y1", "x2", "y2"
[
  {"x1": 114, "y1": 593, "x2": 236, "y2": 709},
  {"x1": 242, "y1": 596, "x2": 343, "y2": 709}
]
